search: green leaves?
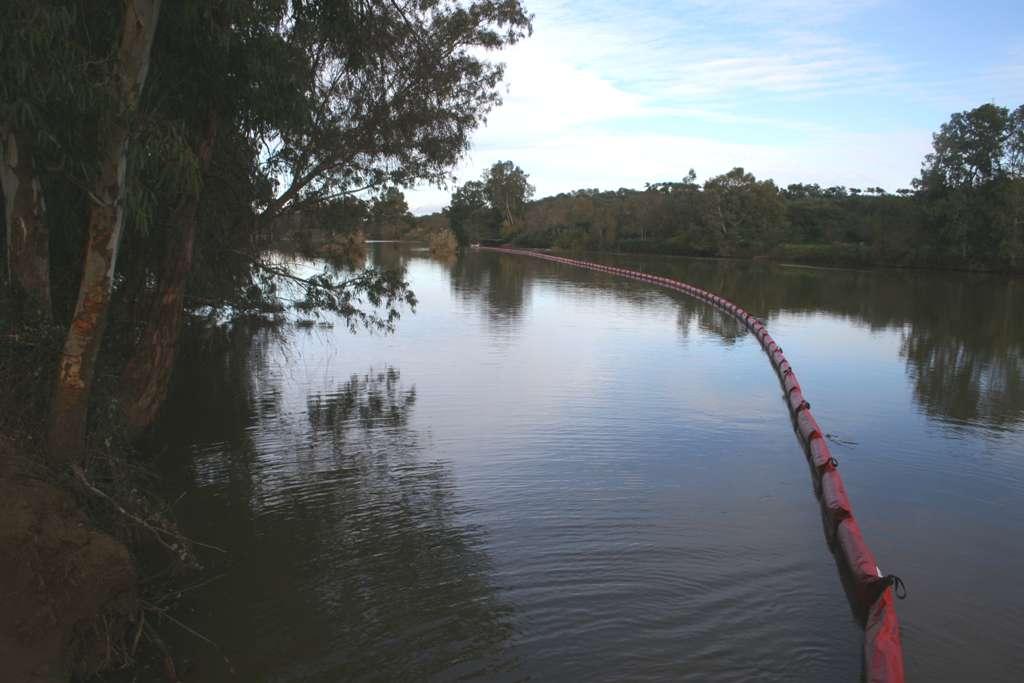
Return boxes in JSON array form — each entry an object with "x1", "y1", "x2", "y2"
[{"x1": 921, "y1": 103, "x2": 1024, "y2": 191}]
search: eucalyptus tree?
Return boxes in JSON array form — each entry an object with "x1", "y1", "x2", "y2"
[
  {"x1": 484, "y1": 160, "x2": 534, "y2": 236},
  {"x1": 916, "y1": 103, "x2": 1024, "y2": 265},
  {"x1": 256, "y1": 3, "x2": 532, "y2": 221},
  {"x1": 447, "y1": 180, "x2": 490, "y2": 244},
  {"x1": 0, "y1": 2, "x2": 102, "y2": 323},
  {"x1": 118, "y1": 0, "x2": 532, "y2": 437},
  {"x1": 1, "y1": 0, "x2": 533, "y2": 455},
  {"x1": 44, "y1": 0, "x2": 163, "y2": 458},
  {"x1": 445, "y1": 162, "x2": 533, "y2": 242},
  {"x1": 368, "y1": 188, "x2": 412, "y2": 239},
  {"x1": 919, "y1": 103, "x2": 1024, "y2": 191},
  {"x1": 702, "y1": 167, "x2": 786, "y2": 250}
]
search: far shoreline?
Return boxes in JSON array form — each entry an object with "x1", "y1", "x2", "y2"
[{"x1": 476, "y1": 243, "x2": 1024, "y2": 278}]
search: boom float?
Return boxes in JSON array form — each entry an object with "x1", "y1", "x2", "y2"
[{"x1": 477, "y1": 246, "x2": 906, "y2": 683}]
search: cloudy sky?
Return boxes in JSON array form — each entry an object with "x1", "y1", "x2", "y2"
[{"x1": 405, "y1": 0, "x2": 1023, "y2": 214}]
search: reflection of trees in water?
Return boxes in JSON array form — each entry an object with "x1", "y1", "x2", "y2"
[
  {"x1": 307, "y1": 367, "x2": 417, "y2": 435},
  {"x1": 594, "y1": 253, "x2": 1024, "y2": 428},
  {"x1": 159, "y1": 326, "x2": 517, "y2": 679},
  {"x1": 897, "y1": 282, "x2": 1023, "y2": 428},
  {"x1": 383, "y1": 242, "x2": 1021, "y2": 427},
  {"x1": 904, "y1": 329, "x2": 1023, "y2": 428},
  {"x1": 253, "y1": 415, "x2": 517, "y2": 680},
  {"x1": 447, "y1": 252, "x2": 530, "y2": 324},
  {"x1": 452, "y1": 250, "x2": 757, "y2": 345},
  {"x1": 162, "y1": 320, "x2": 282, "y2": 449},
  {"x1": 675, "y1": 300, "x2": 747, "y2": 344},
  {"x1": 366, "y1": 240, "x2": 413, "y2": 276},
  {"x1": 427, "y1": 251, "x2": 459, "y2": 269},
  {"x1": 447, "y1": 248, "x2": 754, "y2": 342},
  {"x1": 472, "y1": 248, "x2": 1022, "y2": 429}
]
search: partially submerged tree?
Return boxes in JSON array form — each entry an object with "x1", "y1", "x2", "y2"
[
  {"x1": 446, "y1": 161, "x2": 534, "y2": 242},
  {"x1": 447, "y1": 180, "x2": 489, "y2": 244},
  {"x1": 368, "y1": 188, "x2": 412, "y2": 239},
  {"x1": 119, "y1": 0, "x2": 530, "y2": 439},
  {"x1": 484, "y1": 160, "x2": 535, "y2": 236},
  {"x1": 0, "y1": 0, "x2": 533, "y2": 454}
]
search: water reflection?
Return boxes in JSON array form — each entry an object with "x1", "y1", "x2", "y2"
[
  {"x1": 903, "y1": 328, "x2": 1024, "y2": 428},
  {"x1": 583, "y1": 252, "x2": 1024, "y2": 429},
  {"x1": 447, "y1": 251, "x2": 530, "y2": 325},
  {"x1": 424, "y1": 245, "x2": 1023, "y2": 427},
  {"x1": 307, "y1": 367, "x2": 417, "y2": 435},
  {"x1": 675, "y1": 301, "x2": 748, "y2": 345},
  {"x1": 365, "y1": 240, "x2": 413, "y2": 278},
  {"x1": 155, "y1": 245, "x2": 1024, "y2": 682},
  {"x1": 160, "y1": 326, "x2": 516, "y2": 680},
  {"x1": 166, "y1": 321, "x2": 279, "y2": 448}
]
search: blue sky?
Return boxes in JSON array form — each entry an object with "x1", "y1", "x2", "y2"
[{"x1": 405, "y1": 0, "x2": 1023, "y2": 213}]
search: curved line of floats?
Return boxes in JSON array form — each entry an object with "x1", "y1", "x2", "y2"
[{"x1": 477, "y1": 246, "x2": 905, "y2": 683}]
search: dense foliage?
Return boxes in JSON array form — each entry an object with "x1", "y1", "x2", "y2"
[
  {"x1": 446, "y1": 160, "x2": 535, "y2": 245},
  {"x1": 422, "y1": 104, "x2": 1024, "y2": 272},
  {"x1": 1, "y1": 0, "x2": 532, "y2": 453}
]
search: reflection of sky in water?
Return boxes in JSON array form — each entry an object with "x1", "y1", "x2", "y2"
[{"x1": 167, "y1": 245, "x2": 1024, "y2": 682}]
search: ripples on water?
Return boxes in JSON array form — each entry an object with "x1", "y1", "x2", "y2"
[{"x1": 157, "y1": 244, "x2": 1024, "y2": 681}]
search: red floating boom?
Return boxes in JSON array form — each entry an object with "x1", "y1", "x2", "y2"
[{"x1": 477, "y1": 246, "x2": 905, "y2": 683}]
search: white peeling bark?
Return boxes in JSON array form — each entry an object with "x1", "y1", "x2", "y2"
[{"x1": 49, "y1": 0, "x2": 162, "y2": 460}]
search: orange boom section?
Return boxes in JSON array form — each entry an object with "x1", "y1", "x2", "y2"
[{"x1": 477, "y1": 246, "x2": 906, "y2": 683}]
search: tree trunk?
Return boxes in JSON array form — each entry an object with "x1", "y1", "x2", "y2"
[
  {"x1": 49, "y1": 0, "x2": 162, "y2": 462},
  {"x1": 1, "y1": 127, "x2": 52, "y2": 322},
  {"x1": 117, "y1": 116, "x2": 217, "y2": 436}
]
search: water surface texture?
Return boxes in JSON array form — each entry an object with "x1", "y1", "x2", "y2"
[{"x1": 159, "y1": 243, "x2": 1024, "y2": 681}]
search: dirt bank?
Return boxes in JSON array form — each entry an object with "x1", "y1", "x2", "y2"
[{"x1": 0, "y1": 440, "x2": 138, "y2": 682}]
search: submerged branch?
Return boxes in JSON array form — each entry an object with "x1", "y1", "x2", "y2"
[{"x1": 72, "y1": 464, "x2": 227, "y2": 556}]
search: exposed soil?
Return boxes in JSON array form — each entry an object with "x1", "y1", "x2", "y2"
[{"x1": 0, "y1": 440, "x2": 137, "y2": 682}]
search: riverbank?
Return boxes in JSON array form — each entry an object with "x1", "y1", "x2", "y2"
[
  {"x1": 0, "y1": 308, "x2": 199, "y2": 681},
  {"x1": 503, "y1": 238, "x2": 1024, "y2": 275},
  {"x1": 0, "y1": 435, "x2": 138, "y2": 681}
]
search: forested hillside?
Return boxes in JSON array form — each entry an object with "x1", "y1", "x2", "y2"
[{"x1": 417, "y1": 103, "x2": 1024, "y2": 272}]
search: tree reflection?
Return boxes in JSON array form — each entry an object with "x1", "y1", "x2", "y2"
[
  {"x1": 159, "y1": 328, "x2": 517, "y2": 680},
  {"x1": 583, "y1": 252, "x2": 1024, "y2": 429},
  {"x1": 447, "y1": 251, "x2": 530, "y2": 324},
  {"x1": 898, "y1": 280, "x2": 1023, "y2": 428},
  {"x1": 366, "y1": 240, "x2": 413, "y2": 275},
  {"x1": 307, "y1": 367, "x2": 417, "y2": 435},
  {"x1": 160, "y1": 320, "x2": 282, "y2": 449},
  {"x1": 675, "y1": 299, "x2": 747, "y2": 344},
  {"x1": 443, "y1": 245, "x2": 1022, "y2": 428}
]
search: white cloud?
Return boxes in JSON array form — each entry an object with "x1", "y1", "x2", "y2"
[
  {"x1": 481, "y1": 41, "x2": 648, "y2": 139},
  {"x1": 405, "y1": 0, "x2": 1012, "y2": 213}
]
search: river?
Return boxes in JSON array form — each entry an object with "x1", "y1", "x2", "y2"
[{"x1": 155, "y1": 242, "x2": 1024, "y2": 681}]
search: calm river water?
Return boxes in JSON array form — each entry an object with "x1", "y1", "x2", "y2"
[{"x1": 157, "y1": 243, "x2": 1024, "y2": 681}]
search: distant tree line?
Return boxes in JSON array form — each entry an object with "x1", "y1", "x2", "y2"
[
  {"x1": 445, "y1": 160, "x2": 536, "y2": 244},
  {"x1": 270, "y1": 188, "x2": 417, "y2": 245},
  {"x1": 417, "y1": 103, "x2": 1024, "y2": 271}
]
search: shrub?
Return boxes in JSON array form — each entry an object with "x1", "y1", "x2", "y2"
[{"x1": 429, "y1": 228, "x2": 459, "y2": 256}]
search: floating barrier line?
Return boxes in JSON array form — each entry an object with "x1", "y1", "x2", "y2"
[{"x1": 477, "y1": 246, "x2": 905, "y2": 683}]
